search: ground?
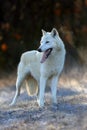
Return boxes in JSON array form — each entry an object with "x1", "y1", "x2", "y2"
[{"x1": 0, "y1": 66, "x2": 87, "y2": 130}]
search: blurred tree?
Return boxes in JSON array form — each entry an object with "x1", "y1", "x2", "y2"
[{"x1": 0, "y1": 0, "x2": 54, "y2": 70}]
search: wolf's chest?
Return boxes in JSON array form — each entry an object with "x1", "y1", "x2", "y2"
[
  {"x1": 41, "y1": 62, "x2": 59, "y2": 78},
  {"x1": 41, "y1": 53, "x2": 64, "y2": 77}
]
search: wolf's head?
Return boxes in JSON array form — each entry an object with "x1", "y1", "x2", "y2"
[{"x1": 38, "y1": 28, "x2": 62, "y2": 63}]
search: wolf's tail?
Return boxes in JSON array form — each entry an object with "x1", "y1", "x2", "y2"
[{"x1": 25, "y1": 76, "x2": 38, "y2": 96}]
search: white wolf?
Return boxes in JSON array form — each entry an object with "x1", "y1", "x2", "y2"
[{"x1": 11, "y1": 28, "x2": 66, "y2": 107}]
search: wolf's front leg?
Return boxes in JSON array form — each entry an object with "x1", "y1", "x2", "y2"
[
  {"x1": 51, "y1": 75, "x2": 58, "y2": 104},
  {"x1": 37, "y1": 76, "x2": 47, "y2": 107}
]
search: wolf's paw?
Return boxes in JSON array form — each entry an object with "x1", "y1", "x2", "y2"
[
  {"x1": 37, "y1": 99, "x2": 44, "y2": 108},
  {"x1": 9, "y1": 101, "x2": 16, "y2": 106}
]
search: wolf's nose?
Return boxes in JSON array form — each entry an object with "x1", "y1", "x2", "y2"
[{"x1": 37, "y1": 48, "x2": 42, "y2": 52}]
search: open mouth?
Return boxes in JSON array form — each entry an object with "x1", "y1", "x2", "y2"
[{"x1": 41, "y1": 48, "x2": 53, "y2": 63}]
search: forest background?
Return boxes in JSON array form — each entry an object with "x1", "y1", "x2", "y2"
[{"x1": 0, "y1": 0, "x2": 87, "y2": 71}]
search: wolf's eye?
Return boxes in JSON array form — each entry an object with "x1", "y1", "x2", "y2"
[{"x1": 46, "y1": 41, "x2": 49, "y2": 44}]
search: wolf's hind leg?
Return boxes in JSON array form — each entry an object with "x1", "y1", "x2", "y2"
[
  {"x1": 26, "y1": 76, "x2": 38, "y2": 96},
  {"x1": 10, "y1": 74, "x2": 26, "y2": 106}
]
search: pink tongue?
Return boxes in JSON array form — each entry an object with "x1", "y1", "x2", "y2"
[{"x1": 40, "y1": 52, "x2": 47, "y2": 63}]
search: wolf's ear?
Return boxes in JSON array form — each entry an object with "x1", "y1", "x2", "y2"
[
  {"x1": 42, "y1": 29, "x2": 46, "y2": 35},
  {"x1": 51, "y1": 28, "x2": 59, "y2": 37}
]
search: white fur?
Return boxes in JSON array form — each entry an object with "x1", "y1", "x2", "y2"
[{"x1": 10, "y1": 28, "x2": 66, "y2": 107}]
